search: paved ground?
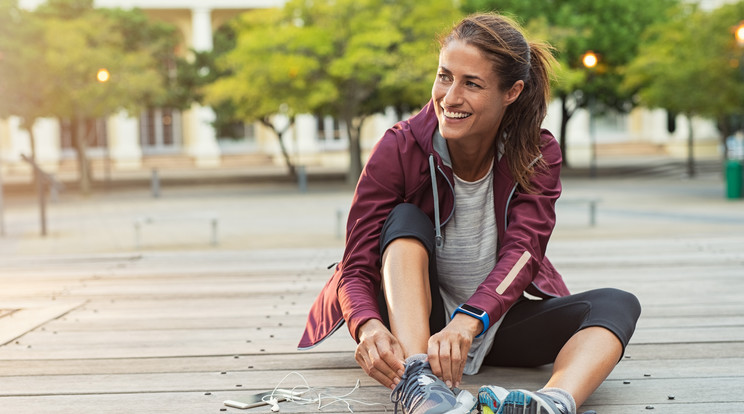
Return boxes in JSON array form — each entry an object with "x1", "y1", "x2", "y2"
[
  {"x1": 0, "y1": 158, "x2": 740, "y2": 255},
  {"x1": 0, "y1": 158, "x2": 743, "y2": 413}
]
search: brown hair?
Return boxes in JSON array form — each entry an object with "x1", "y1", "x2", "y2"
[{"x1": 440, "y1": 13, "x2": 555, "y2": 191}]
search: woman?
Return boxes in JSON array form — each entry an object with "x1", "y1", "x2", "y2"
[{"x1": 299, "y1": 13, "x2": 641, "y2": 414}]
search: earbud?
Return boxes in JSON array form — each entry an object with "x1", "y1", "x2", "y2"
[{"x1": 268, "y1": 397, "x2": 280, "y2": 412}]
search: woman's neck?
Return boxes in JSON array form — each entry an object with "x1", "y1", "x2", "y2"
[{"x1": 448, "y1": 140, "x2": 495, "y2": 182}]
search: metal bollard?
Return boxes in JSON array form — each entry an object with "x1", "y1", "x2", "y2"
[
  {"x1": 297, "y1": 165, "x2": 307, "y2": 193},
  {"x1": 210, "y1": 217, "x2": 218, "y2": 246},
  {"x1": 151, "y1": 168, "x2": 160, "y2": 198},
  {"x1": 589, "y1": 201, "x2": 597, "y2": 227}
]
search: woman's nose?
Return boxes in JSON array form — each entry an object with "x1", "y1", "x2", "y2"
[{"x1": 443, "y1": 84, "x2": 462, "y2": 105}]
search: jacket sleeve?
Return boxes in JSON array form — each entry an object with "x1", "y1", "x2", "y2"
[
  {"x1": 466, "y1": 134, "x2": 563, "y2": 324},
  {"x1": 336, "y1": 131, "x2": 407, "y2": 343}
]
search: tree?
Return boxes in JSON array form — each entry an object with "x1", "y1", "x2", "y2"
[
  {"x1": 39, "y1": 3, "x2": 164, "y2": 193},
  {"x1": 99, "y1": 7, "x2": 187, "y2": 111},
  {"x1": 0, "y1": 0, "x2": 51, "y2": 183},
  {"x1": 206, "y1": 0, "x2": 462, "y2": 183},
  {"x1": 463, "y1": 0, "x2": 677, "y2": 166},
  {"x1": 1, "y1": 0, "x2": 181, "y2": 193},
  {"x1": 205, "y1": 7, "x2": 328, "y2": 178},
  {"x1": 1, "y1": 0, "x2": 186, "y2": 193},
  {"x1": 623, "y1": 2, "x2": 744, "y2": 177}
]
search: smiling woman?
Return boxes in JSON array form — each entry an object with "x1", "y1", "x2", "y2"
[{"x1": 299, "y1": 12, "x2": 641, "y2": 414}]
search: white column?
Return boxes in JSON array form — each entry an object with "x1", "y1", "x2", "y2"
[
  {"x1": 188, "y1": 7, "x2": 221, "y2": 167},
  {"x1": 108, "y1": 110, "x2": 142, "y2": 169},
  {"x1": 295, "y1": 114, "x2": 317, "y2": 154},
  {"x1": 33, "y1": 118, "x2": 61, "y2": 171},
  {"x1": 192, "y1": 7, "x2": 214, "y2": 51}
]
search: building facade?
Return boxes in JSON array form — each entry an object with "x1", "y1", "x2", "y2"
[{"x1": 1, "y1": 0, "x2": 728, "y2": 181}]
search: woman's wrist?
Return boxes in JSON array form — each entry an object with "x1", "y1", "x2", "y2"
[
  {"x1": 357, "y1": 318, "x2": 385, "y2": 339},
  {"x1": 451, "y1": 313, "x2": 483, "y2": 338}
]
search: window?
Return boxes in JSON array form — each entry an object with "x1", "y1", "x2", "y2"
[
  {"x1": 316, "y1": 115, "x2": 346, "y2": 148},
  {"x1": 60, "y1": 118, "x2": 107, "y2": 151},
  {"x1": 140, "y1": 108, "x2": 182, "y2": 153}
]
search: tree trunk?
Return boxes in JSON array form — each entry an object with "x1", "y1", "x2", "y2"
[
  {"x1": 686, "y1": 114, "x2": 696, "y2": 178},
  {"x1": 260, "y1": 117, "x2": 296, "y2": 179},
  {"x1": 345, "y1": 115, "x2": 365, "y2": 185},
  {"x1": 74, "y1": 116, "x2": 92, "y2": 194},
  {"x1": 559, "y1": 95, "x2": 574, "y2": 167},
  {"x1": 23, "y1": 123, "x2": 39, "y2": 188}
]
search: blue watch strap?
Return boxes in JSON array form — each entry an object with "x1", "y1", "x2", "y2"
[{"x1": 451, "y1": 305, "x2": 490, "y2": 338}]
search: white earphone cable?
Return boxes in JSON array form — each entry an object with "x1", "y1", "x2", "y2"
[{"x1": 260, "y1": 371, "x2": 388, "y2": 413}]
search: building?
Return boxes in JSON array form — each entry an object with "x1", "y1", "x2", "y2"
[{"x1": 1, "y1": 0, "x2": 730, "y2": 183}]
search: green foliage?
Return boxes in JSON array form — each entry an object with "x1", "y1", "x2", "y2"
[
  {"x1": 99, "y1": 7, "x2": 191, "y2": 109},
  {"x1": 0, "y1": 1, "x2": 179, "y2": 124},
  {"x1": 205, "y1": 0, "x2": 462, "y2": 180},
  {"x1": 624, "y1": 2, "x2": 744, "y2": 125},
  {"x1": 1, "y1": 0, "x2": 189, "y2": 192},
  {"x1": 35, "y1": 0, "x2": 93, "y2": 18},
  {"x1": 40, "y1": 9, "x2": 163, "y2": 119},
  {"x1": 374, "y1": 0, "x2": 461, "y2": 115},
  {"x1": 464, "y1": 0, "x2": 678, "y2": 113},
  {"x1": 205, "y1": 7, "x2": 335, "y2": 120},
  {"x1": 206, "y1": 0, "x2": 462, "y2": 122},
  {"x1": 0, "y1": 1, "x2": 49, "y2": 130}
]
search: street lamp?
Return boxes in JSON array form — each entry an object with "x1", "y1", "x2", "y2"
[
  {"x1": 96, "y1": 68, "x2": 111, "y2": 186},
  {"x1": 582, "y1": 51, "x2": 598, "y2": 69},
  {"x1": 582, "y1": 51, "x2": 599, "y2": 178},
  {"x1": 96, "y1": 68, "x2": 110, "y2": 83}
]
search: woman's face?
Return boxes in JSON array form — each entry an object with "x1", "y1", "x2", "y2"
[{"x1": 432, "y1": 40, "x2": 523, "y2": 145}]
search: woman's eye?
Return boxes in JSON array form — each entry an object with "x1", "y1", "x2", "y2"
[{"x1": 466, "y1": 81, "x2": 481, "y2": 88}]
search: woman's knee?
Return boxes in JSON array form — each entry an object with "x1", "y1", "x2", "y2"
[
  {"x1": 581, "y1": 288, "x2": 641, "y2": 345},
  {"x1": 596, "y1": 288, "x2": 641, "y2": 320}
]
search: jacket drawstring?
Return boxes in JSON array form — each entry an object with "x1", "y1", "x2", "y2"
[{"x1": 428, "y1": 155, "x2": 443, "y2": 248}]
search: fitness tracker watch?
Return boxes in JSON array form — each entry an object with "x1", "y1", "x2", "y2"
[{"x1": 451, "y1": 304, "x2": 490, "y2": 338}]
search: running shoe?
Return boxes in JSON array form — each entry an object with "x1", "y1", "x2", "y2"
[
  {"x1": 390, "y1": 359, "x2": 476, "y2": 414},
  {"x1": 477, "y1": 385, "x2": 509, "y2": 414},
  {"x1": 498, "y1": 389, "x2": 569, "y2": 414}
]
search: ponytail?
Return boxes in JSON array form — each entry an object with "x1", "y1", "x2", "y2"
[{"x1": 500, "y1": 41, "x2": 556, "y2": 192}]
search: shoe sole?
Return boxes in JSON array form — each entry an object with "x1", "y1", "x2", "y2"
[
  {"x1": 478, "y1": 386, "x2": 508, "y2": 414},
  {"x1": 500, "y1": 390, "x2": 560, "y2": 414}
]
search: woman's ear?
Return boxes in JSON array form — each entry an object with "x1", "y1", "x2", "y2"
[{"x1": 505, "y1": 80, "x2": 525, "y2": 106}]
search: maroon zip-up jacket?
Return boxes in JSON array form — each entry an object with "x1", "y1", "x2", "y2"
[{"x1": 298, "y1": 100, "x2": 570, "y2": 350}]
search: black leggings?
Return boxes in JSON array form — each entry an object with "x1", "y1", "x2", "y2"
[{"x1": 378, "y1": 203, "x2": 641, "y2": 367}]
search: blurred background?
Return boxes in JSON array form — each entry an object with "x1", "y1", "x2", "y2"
[{"x1": 0, "y1": 0, "x2": 743, "y2": 246}]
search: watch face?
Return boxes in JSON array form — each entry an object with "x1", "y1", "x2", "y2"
[{"x1": 460, "y1": 304, "x2": 485, "y2": 317}]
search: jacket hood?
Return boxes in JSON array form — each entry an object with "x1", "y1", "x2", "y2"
[{"x1": 404, "y1": 99, "x2": 439, "y2": 155}]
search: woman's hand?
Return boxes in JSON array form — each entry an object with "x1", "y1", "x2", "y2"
[
  {"x1": 354, "y1": 319, "x2": 406, "y2": 389},
  {"x1": 427, "y1": 313, "x2": 481, "y2": 388}
]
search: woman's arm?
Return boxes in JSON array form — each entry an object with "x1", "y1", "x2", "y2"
[{"x1": 466, "y1": 133, "x2": 563, "y2": 329}]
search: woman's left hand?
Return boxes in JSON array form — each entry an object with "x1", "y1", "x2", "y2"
[{"x1": 427, "y1": 313, "x2": 482, "y2": 388}]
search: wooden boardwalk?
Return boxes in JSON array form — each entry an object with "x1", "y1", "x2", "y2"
[
  {"x1": 1, "y1": 172, "x2": 744, "y2": 414},
  {"x1": 0, "y1": 235, "x2": 742, "y2": 414}
]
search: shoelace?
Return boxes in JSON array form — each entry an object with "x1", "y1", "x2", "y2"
[{"x1": 390, "y1": 360, "x2": 428, "y2": 414}]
